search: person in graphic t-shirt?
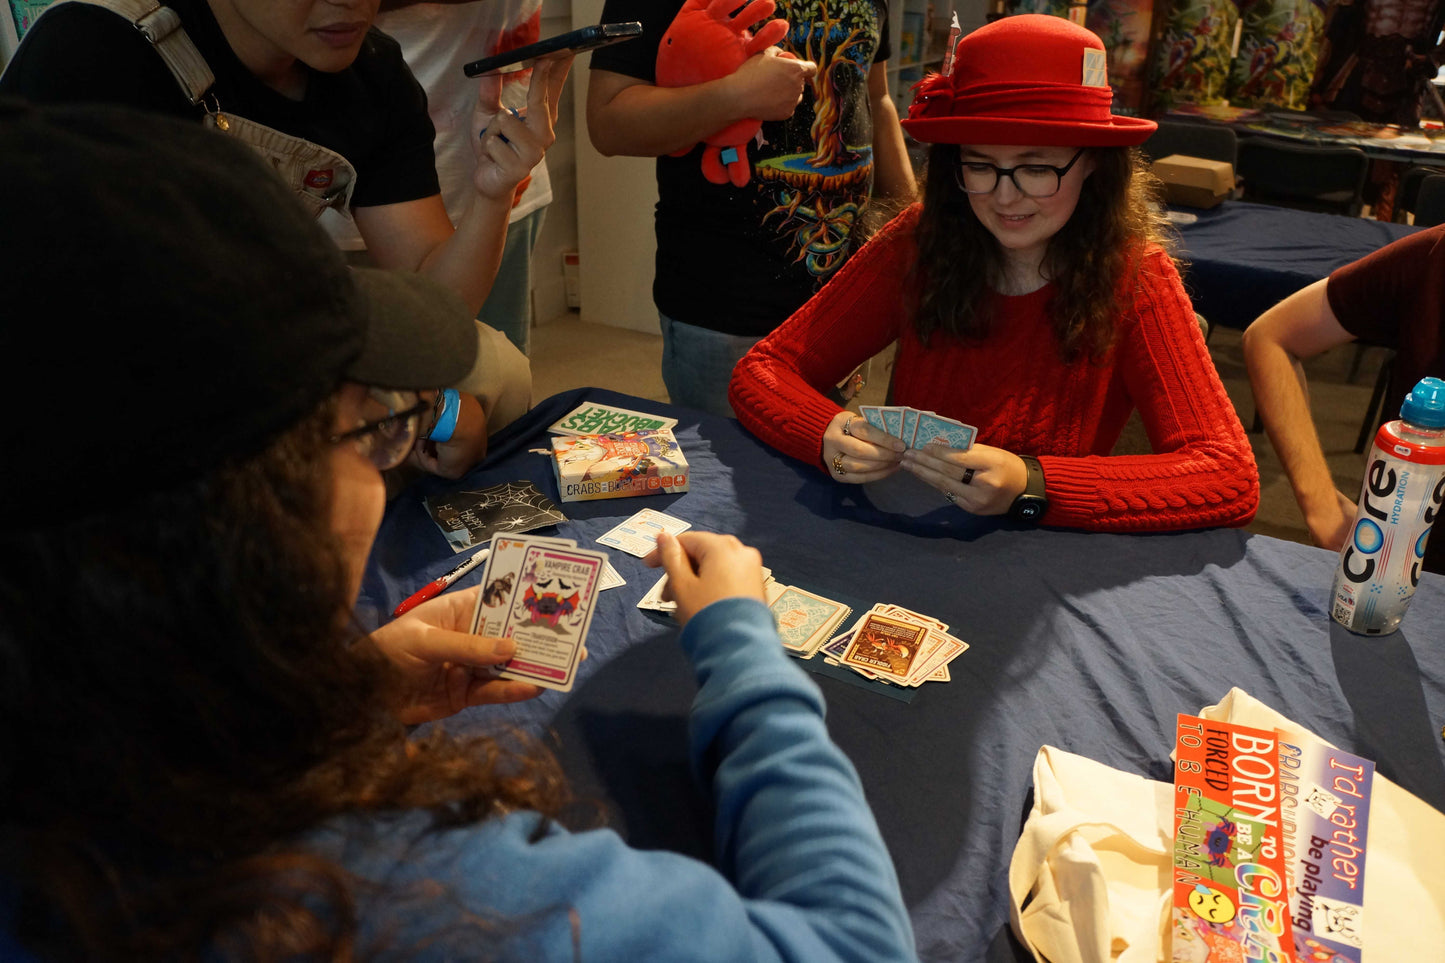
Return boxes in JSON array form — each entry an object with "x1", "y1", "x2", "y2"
[{"x1": 588, "y1": 0, "x2": 916, "y2": 416}]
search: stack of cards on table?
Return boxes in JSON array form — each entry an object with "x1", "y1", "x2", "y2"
[
  {"x1": 767, "y1": 585, "x2": 852, "y2": 655},
  {"x1": 469, "y1": 533, "x2": 619, "y2": 693},
  {"x1": 821, "y1": 605, "x2": 968, "y2": 687},
  {"x1": 859, "y1": 405, "x2": 976, "y2": 451}
]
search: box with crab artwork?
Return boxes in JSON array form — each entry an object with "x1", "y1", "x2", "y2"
[{"x1": 549, "y1": 428, "x2": 689, "y2": 503}]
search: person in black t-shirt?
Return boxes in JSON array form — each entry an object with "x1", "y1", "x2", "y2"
[
  {"x1": 588, "y1": 0, "x2": 915, "y2": 416},
  {"x1": 1, "y1": 0, "x2": 569, "y2": 322}
]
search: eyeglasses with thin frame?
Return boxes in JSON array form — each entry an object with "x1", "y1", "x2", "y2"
[
  {"x1": 955, "y1": 149, "x2": 1087, "y2": 198},
  {"x1": 330, "y1": 388, "x2": 429, "y2": 471}
]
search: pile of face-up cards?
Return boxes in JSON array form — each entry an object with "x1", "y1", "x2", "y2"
[
  {"x1": 469, "y1": 533, "x2": 619, "y2": 693},
  {"x1": 816, "y1": 604, "x2": 968, "y2": 687},
  {"x1": 859, "y1": 405, "x2": 976, "y2": 450}
]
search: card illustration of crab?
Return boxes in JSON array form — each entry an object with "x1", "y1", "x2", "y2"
[
  {"x1": 469, "y1": 534, "x2": 575, "y2": 637},
  {"x1": 495, "y1": 544, "x2": 608, "y2": 692}
]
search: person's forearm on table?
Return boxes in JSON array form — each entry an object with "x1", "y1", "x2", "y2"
[{"x1": 1242, "y1": 281, "x2": 1357, "y2": 547}]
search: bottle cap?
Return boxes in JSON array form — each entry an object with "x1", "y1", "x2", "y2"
[{"x1": 1400, "y1": 376, "x2": 1445, "y2": 428}]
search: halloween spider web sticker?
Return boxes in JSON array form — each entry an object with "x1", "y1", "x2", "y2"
[{"x1": 425, "y1": 481, "x2": 566, "y2": 553}]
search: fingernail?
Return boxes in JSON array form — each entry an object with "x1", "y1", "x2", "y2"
[{"x1": 495, "y1": 637, "x2": 516, "y2": 659}]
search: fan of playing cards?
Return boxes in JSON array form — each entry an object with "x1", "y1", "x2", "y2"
[{"x1": 860, "y1": 405, "x2": 976, "y2": 450}]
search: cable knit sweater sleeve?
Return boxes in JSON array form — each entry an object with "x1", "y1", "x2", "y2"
[
  {"x1": 729, "y1": 207, "x2": 923, "y2": 469},
  {"x1": 1036, "y1": 249, "x2": 1259, "y2": 531}
]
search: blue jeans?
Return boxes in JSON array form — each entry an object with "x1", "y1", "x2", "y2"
[
  {"x1": 477, "y1": 207, "x2": 546, "y2": 357},
  {"x1": 659, "y1": 313, "x2": 762, "y2": 417}
]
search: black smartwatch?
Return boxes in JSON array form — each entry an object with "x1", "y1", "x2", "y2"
[{"x1": 1008, "y1": 455, "x2": 1048, "y2": 523}]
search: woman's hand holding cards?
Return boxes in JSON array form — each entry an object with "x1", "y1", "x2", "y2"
[
  {"x1": 369, "y1": 585, "x2": 545, "y2": 724},
  {"x1": 901, "y1": 443, "x2": 1028, "y2": 515},
  {"x1": 646, "y1": 532, "x2": 766, "y2": 626},
  {"x1": 823, "y1": 410, "x2": 904, "y2": 483}
]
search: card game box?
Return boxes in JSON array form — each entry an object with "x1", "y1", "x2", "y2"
[{"x1": 550, "y1": 429, "x2": 689, "y2": 503}]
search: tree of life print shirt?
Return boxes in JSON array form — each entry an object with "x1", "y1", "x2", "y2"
[{"x1": 592, "y1": 0, "x2": 891, "y2": 336}]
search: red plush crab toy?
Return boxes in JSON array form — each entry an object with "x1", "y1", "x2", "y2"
[{"x1": 655, "y1": 0, "x2": 790, "y2": 187}]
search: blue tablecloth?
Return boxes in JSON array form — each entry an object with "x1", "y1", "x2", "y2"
[
  {"x1": 360, "y1": 388, "x2": 1445, "y2": 962},
  {"x1": 1171, "y1": 201, "x2": 1419, "y2": 331}
]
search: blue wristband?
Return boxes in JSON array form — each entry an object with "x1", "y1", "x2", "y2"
[{"x1": 428, "y1": 389, "x2": 461, "y2": 443}]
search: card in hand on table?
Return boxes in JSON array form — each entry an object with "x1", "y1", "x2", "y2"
[
  {"x1": 469, "y1": 533, "x2": 605, "y2": 692},
  {"x1": 855, "y1": 406, "x2": 975, "y2": 452}
]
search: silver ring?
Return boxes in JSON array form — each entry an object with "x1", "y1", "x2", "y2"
[
  {"x1": 944, "y1": 490, "x2": 956, "y2": 505},
  {"x1": 960, "y1": 468, "x2": 976, "y2": 485},
  {"x1": 842, "y1": 415, "x2": 857, "y2": 438}
]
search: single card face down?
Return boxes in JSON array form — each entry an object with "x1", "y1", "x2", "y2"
[
  {"x1": 768, "y1": 586, "x2": 850, "y2": 654},
  {"x1": 495, "y1": 544, "x2": 608, "y2": 692}
]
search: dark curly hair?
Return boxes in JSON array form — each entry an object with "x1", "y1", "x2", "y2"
[
  {"x1": 0, "y1": 400, "x2": 573, "y2": 961},
  {"x1": 910, "y1": 143, "x2": 1173, "y2": 362}
]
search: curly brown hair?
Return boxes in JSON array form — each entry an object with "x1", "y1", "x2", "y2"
[
  {"x1": 910, "y1": 144, "x2": 1173, "y2": 362},
  {"x1": 0, "y1": 401, "x2": 575, "y2": 961}
]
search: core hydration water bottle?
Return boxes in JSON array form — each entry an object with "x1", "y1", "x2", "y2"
[{"x1": 1331, "y1": 377, "x2": 1445, "y2": 635}]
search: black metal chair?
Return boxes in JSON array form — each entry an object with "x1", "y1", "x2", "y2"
[
  {"x1": 1235, "y1": 139, "x2": 1369, "y2": 216},
  {"x1": 1141, "y1": 119, "x2": 1239, "y2": 166},
  {"x1": 1413, "y1": 173, "x2": 1445, "y2": 228},
  {"x1": 1392, "y1": 165, "x2": 1445, "y2": 222}
]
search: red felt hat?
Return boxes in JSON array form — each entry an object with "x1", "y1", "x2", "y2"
[{"x1": 900, "y1": 15, "x2": 1156, "y2": 147}]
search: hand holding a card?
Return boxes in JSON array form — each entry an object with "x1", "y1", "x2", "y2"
[
  {"x1": 901, "y1": 442, "x2": 1028, "y2": 515},
  {"x1": 823, "y1": 410, "x2": 905, "y2": 483},
  {"x1": 371, "y1": 586, "x2": 544, "y2": 723},
  {"x1": 646, "y1": 532, "x2": 766, "y2": 624}
]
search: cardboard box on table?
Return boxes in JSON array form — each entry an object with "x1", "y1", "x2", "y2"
[
  {"x1": 550, "y1": 428, "x2": 689, "y2": 502},
  {"x1": 1151, "y1": 154, "x2": 1234, "y2": 209}
]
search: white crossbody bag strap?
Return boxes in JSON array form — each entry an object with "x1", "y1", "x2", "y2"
[{"x1": 50, "y1": 0, "x2": 214, "y2": 105}]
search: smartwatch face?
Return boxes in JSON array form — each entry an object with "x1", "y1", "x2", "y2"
[{"x1": 1014, "y1": 498, "x2": 1045, "y2": 521}]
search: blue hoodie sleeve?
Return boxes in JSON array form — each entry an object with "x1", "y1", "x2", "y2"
[{"x1": 328, "y1": 597, "x2": 916, "y2": 962}]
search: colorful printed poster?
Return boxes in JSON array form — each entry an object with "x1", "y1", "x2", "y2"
[
  {"x1": 1086, "y1": 0, "x2": 1158, "y2": 116},
  {"x1": 1226, "y1": 0, "x2": 1325, "y2": 110},
  {"x1": 1149, "y1": 0, "x2": 1241, "y2": 111},
  {"x1": 1170, "y1": 714, "x2": 1297, "y2": 963},
  {"x1": 1278, "y1": 735, "x2": 1372, "y2": 962}
]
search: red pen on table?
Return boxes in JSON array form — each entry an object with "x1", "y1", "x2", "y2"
[{"x1": 392, "y1": 547, "x2": 491, "y2": 618}]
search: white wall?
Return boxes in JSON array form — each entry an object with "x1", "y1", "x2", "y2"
[
  {"x1": 533, "y1": 0, "x2": 661, "y2": 334},
  {"x1": 532, "y1": 0, "x2": 581, "y2": 327}
]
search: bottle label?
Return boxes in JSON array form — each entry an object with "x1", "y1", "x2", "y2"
[{"x1": 1331, "y1": 441, "x2": 1445, "y2": 634}]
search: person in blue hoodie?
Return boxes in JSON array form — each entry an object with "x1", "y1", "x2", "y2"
[{"x1": 0, "y1": 99, "x2": 916, "y2": 963}]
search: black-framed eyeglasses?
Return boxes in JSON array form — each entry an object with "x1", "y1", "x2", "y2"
[
  {"x1": 955, "y1": 149, "x2": 1086, "y2": 198},
  {"x1": 330, "y1": 388, "x2": 429, "y2": 471}
]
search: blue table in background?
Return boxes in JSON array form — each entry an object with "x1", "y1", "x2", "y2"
[
  {"x1": 1171, "y1": 200, "x2": 1418, "y2": 331},
  {"x1": 361, "y1": 387, "x2": 1445, "y2": 962}
]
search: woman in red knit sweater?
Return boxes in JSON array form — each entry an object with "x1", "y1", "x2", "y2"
[{"x1": 728, "y1": 15, "x2": 1258, "y2": 532}]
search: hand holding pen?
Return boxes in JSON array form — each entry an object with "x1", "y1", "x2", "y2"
[{"x1": 393, "y1": 547, "x2": 491, "y2": 618}]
